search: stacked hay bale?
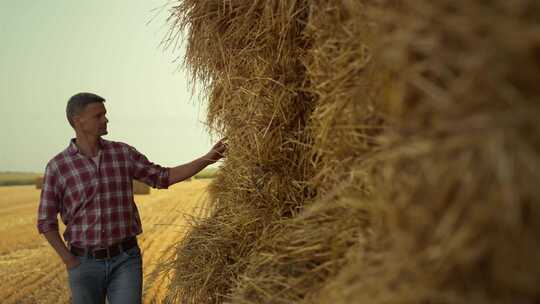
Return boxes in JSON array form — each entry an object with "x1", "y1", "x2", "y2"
[
  {"x1": 133, "y1": 180, "x2": 151, "y2": 195},
  {"x1": 226, "y1": 1, "x2": 387, "y2": 302},
  {"x1": 317, "y1": 1, "x2": 540, "y2": 302},
  {"x1": 164, "y1": 1, "x2": 315, "y2": 303},
  {"x1": 35, "y1": 176, "x2": 44, "y2": 189},
  {"x1": 164, "y1": 0, "x2": 540, "y2": 303}
]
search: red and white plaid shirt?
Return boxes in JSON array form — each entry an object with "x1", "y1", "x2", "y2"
[{"x1": 37, "y1": 137, "x2": 170, "y2": 248}]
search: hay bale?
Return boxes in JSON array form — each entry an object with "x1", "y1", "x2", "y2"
[
  {"x1": 35, "y1": 176, "x2": 44, "y2": 189},
  {"x1": 163, "y1": 1, "x2": 314, "y2": 302},
  {"x1": 133, "y1": 180, "x2": 150, "y2": 195},
  {"x1": 226, "y1": 2, "x2": 388, "y2": 302},
  {"x1": 316, "y1": 1, "x2": 540, "y2": 303},
  {"x1": 164, "y1": 0, "x2": 540, "y2": 303}
]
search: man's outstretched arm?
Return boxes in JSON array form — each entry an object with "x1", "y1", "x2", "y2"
[{"x1": 167, "y1": 139, "x2": 227, "y2": 186}]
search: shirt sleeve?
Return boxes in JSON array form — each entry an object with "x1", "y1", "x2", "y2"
[
  {"x1": 37, "y1": 163, "x2": 61, "y2": 233},
  {"x1": 127, "y1": 145, "x2": 170, "y2": 189}
]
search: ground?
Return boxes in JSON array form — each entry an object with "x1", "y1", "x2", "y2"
[{"x1": 0, "y1": 179, "x2": 211, "y2": 304}]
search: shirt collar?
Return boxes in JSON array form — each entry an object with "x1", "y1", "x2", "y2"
[{"x1": 68, "y1": 137, "x2": 106, "y2": 156}]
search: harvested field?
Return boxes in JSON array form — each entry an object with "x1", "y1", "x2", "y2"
[{"x1": 0, "y1": 180, "x2": 212, "y2": 304}]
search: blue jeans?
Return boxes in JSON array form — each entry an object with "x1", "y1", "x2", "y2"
[{"x1": 67, "y1": 245, "x2": 143, "y2": 304}]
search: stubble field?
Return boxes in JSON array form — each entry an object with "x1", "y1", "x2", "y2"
[{"x1": 0, "y1": 179, "x2": 211, "y2": 303}]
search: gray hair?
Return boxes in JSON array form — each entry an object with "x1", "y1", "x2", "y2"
[{"x1": 66, "y1": 92, "x2": 106, "y2": 128}]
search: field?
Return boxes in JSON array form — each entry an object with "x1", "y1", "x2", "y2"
[
  {"x1": 0, "y1": 179, "x2": 212, "y2": 303},
  {"x1": 192, "y1": 167, "x2": 217, "y2": 179},
  {"x1": 0, "y1": 172, "x2": 42, "y2": 187}
]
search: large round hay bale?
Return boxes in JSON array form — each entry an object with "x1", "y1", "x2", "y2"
[{"x1": 163, "y1": 0, "x2": 540, "y2": 303}]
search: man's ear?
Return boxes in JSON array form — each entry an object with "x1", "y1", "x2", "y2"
[{"x1": 72, "y1": 114, "x2": 83, "y2": 129}]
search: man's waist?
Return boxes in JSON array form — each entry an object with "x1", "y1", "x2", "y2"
[
  {"x1": 70, "y1": 236, "x2": 138, "y2": 259},
  {"x1": 62, "y1": 222, "x2": 143, "y2": 248}
]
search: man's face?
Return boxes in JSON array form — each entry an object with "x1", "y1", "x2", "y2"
[{"x1": 74, "y1": 103, "x2": 108, "y2": 136}]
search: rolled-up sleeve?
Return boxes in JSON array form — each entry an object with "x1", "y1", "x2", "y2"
[
  {"x1": 127, "y1": 145, "x2": 170, "y2": 189},
  {"x1": 37, "y1": 163, "x2": 61, "y2": 233}
]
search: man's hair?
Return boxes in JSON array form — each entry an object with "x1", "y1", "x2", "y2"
[{"x1": 66, "y1": 92, "x2": 106, "y2": 128}]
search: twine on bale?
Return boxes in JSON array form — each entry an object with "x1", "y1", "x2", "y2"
[{"x1": 161, "y1": 0, "x2": 540, "y2": 303}]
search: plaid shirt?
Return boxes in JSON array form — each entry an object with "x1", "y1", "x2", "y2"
[{"x1": 37, "y1": 137, "x2": 170, "y2": 248}]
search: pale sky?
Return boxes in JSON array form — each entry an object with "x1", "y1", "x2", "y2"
[{"x1": 0, "y1": 0, "x2": 214, "y2": 173}]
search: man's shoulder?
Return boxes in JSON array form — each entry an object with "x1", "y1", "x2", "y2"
[
  {"x1": 44, "y1": 147, "x2": 72, "y2": 176},
  {"x1": 45, "y1": 138, "x2": 129, "y2": 166},
  {"x1": 47, "y1": 147, "x2": 71, "y2": 166},
  {"x1": 45, "y1": 138, "x2": 136, "y2": 170}
]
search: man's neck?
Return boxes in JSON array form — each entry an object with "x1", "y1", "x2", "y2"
[{"x1": 75, "y1": 134, "x2": 100, "y2": 157}]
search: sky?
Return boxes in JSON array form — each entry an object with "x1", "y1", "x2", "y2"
[{"x1": 0, "y1": 0, "x2": 215, "y2": 173}]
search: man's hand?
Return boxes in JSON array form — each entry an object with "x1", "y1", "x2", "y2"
[
  {"x1": 64, "y1": 254, "x2": 81, "y2": 270},
  {"x1": 168, "y1": 138, "x2": 228, "y2": 186},
  {"x1": 42, "y1": 230, "x2": 81, "y2": 271},
  {"x1": 204, "y1": 138, "x2": 227, "y2": 164}
]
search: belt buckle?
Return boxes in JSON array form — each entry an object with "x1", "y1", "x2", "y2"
[{"x1": 93, "y1": 246, "x2": 110, "y2": 259}]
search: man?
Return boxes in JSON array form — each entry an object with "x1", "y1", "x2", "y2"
[{"x1": 37, "y1": 92, "x2": 226, "y2": 304}]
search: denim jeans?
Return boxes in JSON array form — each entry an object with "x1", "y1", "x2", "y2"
[{"x1": 67, "y1": 245, "x2": 143, "y2": 304}]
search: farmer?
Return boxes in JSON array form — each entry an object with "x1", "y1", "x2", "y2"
[{"x1": 37, "y1": 92, "x2": 226, "y2": 304}]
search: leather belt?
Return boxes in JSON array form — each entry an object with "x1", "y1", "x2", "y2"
[{"x1": 70, "y1": 237, "x2": 138, "y2": 259}]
